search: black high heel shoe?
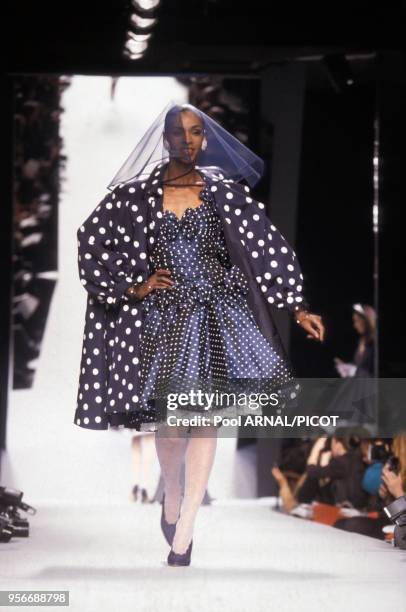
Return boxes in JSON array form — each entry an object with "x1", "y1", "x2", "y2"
[
  {"x1": 131, "y1": 484, "x2": 139, "y2": 501},
  {"x1": 160, "y1": 493, "x2": 180, "y2": 546},
  {"x1": 167, "y1": 539, "x2": 193, "y2": 567}
]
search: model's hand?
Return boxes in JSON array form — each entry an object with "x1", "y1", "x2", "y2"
[
  {"x1": 127, "y1": 269, "x2": 175, "y2": 300},
  {"x1": 147, "y1": 269, "x2": 176, "y2": 291},
  {"x1": 295, "y1": 311, "x2": 325, "y2": 342}
]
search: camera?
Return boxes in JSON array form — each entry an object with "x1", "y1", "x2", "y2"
[
  {"x1": 383, "y1": 495, "x2": 406, "y2": 550},
  {"x1": 369, "y1": 440, "x2": 391, "y2": 463},
  {"x1": 385, "y1": 454, "x2": 400, "y2": 474}
]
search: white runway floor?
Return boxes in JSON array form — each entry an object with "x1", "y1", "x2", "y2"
[{"x1": 1, "y1": 500, "x2": 405, "y2": 612}]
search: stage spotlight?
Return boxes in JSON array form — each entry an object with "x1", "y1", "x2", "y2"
[
  {"x1": 127, "y1": 31, "x2": 152, "y2": 43},
  {"x1": 124, "y1": 37, "x2": 149, "y2": 55},
  {"x1": 123, "y1": 48, "x2": 145, "y2": 60},
  {"x1": 131, "y1": 0, "x2": 161, "y2": 10},
  {"x1": 130, "y1": 14, "x2": 157, "y2": 30},
  {"x1": 124, "y1": 0, "x2": 160, "y2": 60}
]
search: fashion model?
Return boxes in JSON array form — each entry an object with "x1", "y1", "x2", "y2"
[{"x1": 74, "y1": 101, "x2": 325, "y2": 566}]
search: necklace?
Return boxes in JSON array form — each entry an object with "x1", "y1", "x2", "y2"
[{"x1": 163, "y1": 168, "x2": 205, "y2": 188}]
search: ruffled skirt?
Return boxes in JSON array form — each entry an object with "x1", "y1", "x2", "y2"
[{"x1": 129, "y1": 264, "x2": 298, "y2": 432}]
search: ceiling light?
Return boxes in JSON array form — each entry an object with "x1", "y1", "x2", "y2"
[
  {"x1": 130, "y1": 14, "x2": 157, "y2": 29},
  {"x1": 132, "y1": 0, "x2": 161, "y2": 10}
]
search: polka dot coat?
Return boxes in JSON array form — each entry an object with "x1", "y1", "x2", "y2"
[{"x1": 74, "y1": 163, "x2": 310, "y2": 430}]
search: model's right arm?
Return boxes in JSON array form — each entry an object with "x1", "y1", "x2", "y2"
[{"x1": 76, "y1": 187, "x2": 146, "y2": 307}]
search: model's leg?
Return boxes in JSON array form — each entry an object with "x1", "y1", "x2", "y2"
[
  {"x1": 131, "y1": 436, "x2": 142, "y2": 489},
  {"x1": 171, "y1": 424, "x2": 218, "y2": 554},
  {"x1": 138, "y1": 433, "x2": 156, "y2": 493},
  {"x1": 155, "y1": 424, "x2": 189, "y2": 522}
]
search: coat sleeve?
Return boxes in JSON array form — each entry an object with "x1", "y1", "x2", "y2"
[
  {"x1": 76, "y1": 185, "x2": 148, "y2": 307},
  {"x1": 223, "y1": 181, "x2": 311, "y2": 315},
  {"x1": 261, "y1": 210, "x2": 311, "y2": 315}
]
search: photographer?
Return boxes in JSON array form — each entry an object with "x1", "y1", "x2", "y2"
[
  {"x1": 380, "y1": 436, "x2": 405, "y2": 500},
  {"x1": 297, "y1": 430, "x2": 368, "y2": 509},
  {"x1": 333, "y1": 434, "x2": 406, "y2": 539},
  {"x1": 271, "y1": 429, "x2": 368, "y2": 512}
]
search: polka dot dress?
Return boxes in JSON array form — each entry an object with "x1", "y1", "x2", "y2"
[
  {"x1": 74, "y1": 163, "x2": 308, "y2": 432},
  {"x1": 135, "y1": 186, "x2": 298, "y2": 431}
]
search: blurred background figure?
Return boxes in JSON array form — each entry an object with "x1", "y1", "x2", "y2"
[
  {"x1": 271, "y1": 430, "x2": 368, "y2": 513},
  {"x1": 271, "y1": 430, "x2": 406, "y2": 541},
  {"x1": 111, "y1": 427, "x2": 158, "y2": 503},
  {"x1": 327, "y1": 303, "x2": 377, "y2": 430},
  {"x1": 334, "y1": 303, "x2": 376, "y2": 378},
  {"x1": 129, "y1": 431, "x2": 157, "y2": 503},
  {"x1": 334, "y1": 433, "x2": 406, "y2": 539}
]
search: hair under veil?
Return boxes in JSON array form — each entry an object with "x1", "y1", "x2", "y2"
[{"x1": 107, "y1": 100, "x2": 265, "y2": 190}]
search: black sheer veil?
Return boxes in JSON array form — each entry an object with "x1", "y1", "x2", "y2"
[{"x1": 107, "y1": 100, "x2": 265, "y2": 190}]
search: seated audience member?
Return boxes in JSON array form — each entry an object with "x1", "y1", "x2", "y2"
[
  {"x1": 333, "y1": 434, "x2": 406, "y2": 539},
  {"x1": 272, "y1": 429, "x2": 368, "y2": 513}
]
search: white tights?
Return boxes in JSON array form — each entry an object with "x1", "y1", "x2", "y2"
[{"x1": 155, "y1": 423, "x2": 218, "y2": 554}]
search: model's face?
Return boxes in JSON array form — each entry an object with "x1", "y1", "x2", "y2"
[
  {"x1": 165, "y1": 110, "x2": 205, "y2": 164},
  {"x1": 353, "y1": 313, "x2": 366, "y2": 335}
]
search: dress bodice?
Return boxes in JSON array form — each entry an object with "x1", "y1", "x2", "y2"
[{"x1": 141, "y1": 186, "x2": 249, "y2": 313}]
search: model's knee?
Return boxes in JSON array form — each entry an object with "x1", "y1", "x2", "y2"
[{"x1": 189, "y1": 424, "x2": 218, "y2": 438}]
